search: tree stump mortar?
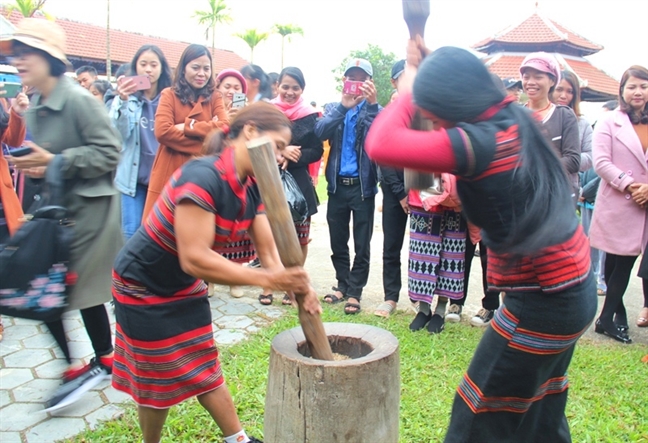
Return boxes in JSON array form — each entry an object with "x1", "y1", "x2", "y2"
[{"x1": 264, "y1": 322, "x2": 400, "y2": 442}]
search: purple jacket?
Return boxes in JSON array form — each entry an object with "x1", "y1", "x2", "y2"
[{"x1": 590, "y1": 109, "x2": 648, "y2": 256}]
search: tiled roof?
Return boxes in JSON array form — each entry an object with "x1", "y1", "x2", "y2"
[
  {"x1": 473, "y1": 13, "x2": 602, "y2": 56},
  {"x1": 483, "y1": 54, "x2": 618, "y2": 101},
  {"x1": 2, "y1": 9, "x2": 247, "y2": 73}
]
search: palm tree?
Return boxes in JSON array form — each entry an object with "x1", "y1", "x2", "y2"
[
  {"x1": 193, "y1": 0, "x2": 232, "y2": 54},
  {"x1": 234, "y1": 29, "x2": 268, "y2": 63},
  {"x1": 5, "y1": 0, "x2": 51, "y2": 18},
  {"x1": 273, "y1": 24, "x2": 303, "y2": 69}
]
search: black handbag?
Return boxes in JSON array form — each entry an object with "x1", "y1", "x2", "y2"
[
  {"x1": 0, "y1": 155, "x2": 75, "y2": 322},
  {"x1": 280, "y1": 169, "x2": 308, "y2": 223}
]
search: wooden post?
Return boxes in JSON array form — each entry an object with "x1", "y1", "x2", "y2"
[
  {"x1": 247, "y1": 137, "x2": 334, "y2": 361},
  {"x1": 402, "y1": 0, "x2": 444, "y2": 194}
]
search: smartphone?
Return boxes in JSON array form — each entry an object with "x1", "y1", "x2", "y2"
[
  {"x1": 0, "y1": 82, "x2": 22, "y2": 98},
  {"x1": 8, "y1": 147, "x2": 32, "y2": 157},
  {"x1": 120, "y1": 75, "x2": 151, "y2": 91},
  {"x1": 343, "y1": 80, "x2": 364, "y2": 96},
  {"x1": 231, "y1": 92, "x2": 246, "y2": 109}
]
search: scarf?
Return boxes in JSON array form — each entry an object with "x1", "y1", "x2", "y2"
[{"x1": 271, "y1": 96, "x2": 318, "y2": 121}]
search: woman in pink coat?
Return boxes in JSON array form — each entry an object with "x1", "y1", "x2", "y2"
[{"x1": 590, "y1": 65, "x2": 648, "y2": 344}]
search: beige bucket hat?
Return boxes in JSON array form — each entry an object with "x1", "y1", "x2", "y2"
[{"x1": 0, "y1": 18, "x2": 71, "y2": 67}]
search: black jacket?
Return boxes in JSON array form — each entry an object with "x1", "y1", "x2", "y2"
[{"x1": 286, "y1": 114, "x2": 323, "y2": 217}]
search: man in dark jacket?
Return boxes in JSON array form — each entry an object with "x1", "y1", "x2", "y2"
[
  {"x1": 375, "y1": 60, "x2": 409, "y2": 318},
  {"x1": 314, "y1": 58, "x2": 382, "y2": 314}
]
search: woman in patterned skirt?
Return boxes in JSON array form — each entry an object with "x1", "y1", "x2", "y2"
[
  {"x1": 408, "y1": 173, "x2": 466, "y2": 334},
  {"x1": 366, "y1": 42, "x2": 596, "y2": 443},
  {"x1": 112, "y1": 102, "x2": 321, "y2": 443}
]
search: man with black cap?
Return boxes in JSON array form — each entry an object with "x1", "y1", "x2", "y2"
[
  {"x1": 314, "y1": 58, "x2": 381, "y2": 315},
  {"x1": 374, "y1": 59, "x2": 409, "y2": 318},
  {"x1": 502, "y1": 77, "x2": 522, "y2": 102}
]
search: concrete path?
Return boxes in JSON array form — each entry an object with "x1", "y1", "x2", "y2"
[{"x1": 1, "y1": 195, "x2": 647, "y2": 442}]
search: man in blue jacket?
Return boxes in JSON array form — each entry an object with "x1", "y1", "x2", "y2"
[{"x1": 314, "y1": 58, "x2": 382, "y2": 314}]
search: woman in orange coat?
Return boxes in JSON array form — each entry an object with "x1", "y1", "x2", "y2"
[
  {"x1": 142, "y1": 44, "x2": 228, "y2": 220},
  {"x1": 0, "y1": 92, "x2": 29, "y2": 341}
]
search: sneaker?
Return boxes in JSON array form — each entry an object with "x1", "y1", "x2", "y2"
[
  {"x1": 44, "y1": 356, "x2": 112, "y2": 413},
  {"x1": 247, "y1": 438, "x2": 263, "y2": 443},
  {"x1": 470, "y1": 308, "x2": 495, "y2": 327},
  {"x1": 246, "y1": 258, "x2": 261, "y2": 269},
  {"x1": 445, "y1": 304, "x2": 462, "y2": 323}
]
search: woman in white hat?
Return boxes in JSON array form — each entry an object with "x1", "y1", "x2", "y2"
[{"x1": 2, "y1": 18, "x2": 123, "y2": 411}]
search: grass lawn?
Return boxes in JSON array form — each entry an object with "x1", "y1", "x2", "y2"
[
  {"x1": 315, "y1": 174, "x2": 328, "y2": 205},
  {"x1": 69, "y1": 308, "x2": 648, "y2": 443}
]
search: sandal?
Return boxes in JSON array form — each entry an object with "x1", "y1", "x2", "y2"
[
  {"x1": 597, "y1": 288, "x2": 606, "y2": 296},
  {"x1": 374, "y1": 302, "x2": 396, "y2": 318},
  {"x1": 282, "y1": 294, "x2": 293, "y2": 306},
  {"x1": 323, "y1": 287, "x2": 345, "y2": 304},
  {"x1": 258, "y1": 293, "x2": 273, "y2": 306},
  {"x1": 344, "y1": 301, "x2": 361, "y2": 315},
  {"x1": 637, "y1": 307, "x2": 648, "y2": 327}
]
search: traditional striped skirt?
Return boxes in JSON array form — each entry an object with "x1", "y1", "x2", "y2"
[
  {"x1": 444, "y1": 272, "x2": 597, "y2": 442},
  {"x1": 215, "y1": 237, "x2": 256, "y2": 264},
  {"x1": 295, "y1": 217, "x2": 311, "y2": 246},
  {"x1": 408, "y1": 208, "x2": 467, "y2": 303},
  {"x1": 111, "y1": 271, "x2": 224, "y2": 409}
]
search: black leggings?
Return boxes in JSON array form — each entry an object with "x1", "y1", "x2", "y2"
[
  {"x1": 45, "y1": 304, "x2": 113, "y2": 364},
  {"x1": 599, "y1": 253, "x2": 648, "y2": 327},
  {"x1": 451, "y1": 240, "x2": 500, "y2": 311}
]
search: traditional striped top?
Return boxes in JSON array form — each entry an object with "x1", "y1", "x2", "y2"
[
  {"x1": 366, "y1": 94, "x2": 590, "y2": 293},
  {"x1": 113, "y1": 148, "x2": 263, "y2": 296}
]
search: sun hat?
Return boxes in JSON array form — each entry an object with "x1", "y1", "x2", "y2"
[
  {"x1": 344, "y1": 58, "x2": 373, "y2": 77},
  {"x1": 216, "y1": 68, "x2": 248, "y2": 94},
  {"x1": 519, "y1": 52, "x2": 561, "y2": 83},
  {"x1": 0, "y1": 18, "x2": 71, "y2": 67}
]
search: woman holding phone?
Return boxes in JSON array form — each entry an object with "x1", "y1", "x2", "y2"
[
  {"x1": 0, "y1": 82, "x2": 29, "y2": 342},
  {"x1": 142, "y1": 44, "x2": 228, "y2": 220},
  {"x1": 110, "y1": 44, "x2": 173, "y2": 239},
  {"x1": 2, "y1": 19, "x2": 123, "y2": 411}
]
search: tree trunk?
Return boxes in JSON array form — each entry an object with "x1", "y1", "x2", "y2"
[
  {"x1": 264, "y1": 323, "x2": 400, "y2": 443},
  {"x1": 211, "y1": 24, "x2": 215, "y2": 55}
]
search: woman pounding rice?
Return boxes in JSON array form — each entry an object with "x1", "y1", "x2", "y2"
[
  {"x1": 366, "y1": 40, "x2": 596, "y2": 443},
  {"x1": 111, "y1": 102, "x2": 321, "y2": 443}
]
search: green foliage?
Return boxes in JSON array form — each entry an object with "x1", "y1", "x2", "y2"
[
  {"x1": 333, "y1": 44, "x2": 398, "y2": 107},
  {"x1": 273, "y1": 23, "x2": 304, "y2": 39},
  {"x1": 273, "y1": 23, "x2": 304, "y2": 68},
  {"x1": 4, "y1": 0, "x2": 51, "y2": 19},
  {"x1": 234, "y1": 29, "x2": 269, "y2": 63},
  {"x1": 193, "y1": 0, "x2": 232, "y2": 52},
  {"x1": 68, "y1": 307, "x2": 648, "y2": 442}
]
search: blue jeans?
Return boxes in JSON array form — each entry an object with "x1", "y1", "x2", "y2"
[{"x1": 121, "y1": 184, "x2": 147, "y2": 240}]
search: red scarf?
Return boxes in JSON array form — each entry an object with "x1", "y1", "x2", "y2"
[{"x1": 271, "y1": 96, "x2": 318, "y2": 121}]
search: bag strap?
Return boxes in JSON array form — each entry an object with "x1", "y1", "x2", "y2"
[{"x1": 44, "y1": 155, "x2": 66, "y2": 207}]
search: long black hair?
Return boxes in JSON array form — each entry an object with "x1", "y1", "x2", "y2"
[
  {"x1": 130, "y1": 44, "x2": 173, "y2": 97},
  {"x1": 241, "y1": 64, "x2": 273, "y2": 101},
  {"x1": 413, "y1": 47, "x2": 576, "y2": 256},
  {"x1": 172, "y1": 44, "x2": 215, "y2": 105}
]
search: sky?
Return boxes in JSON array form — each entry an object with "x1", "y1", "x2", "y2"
[{"x1": 38, "y1": 0, "x2": 648, "y2": 120}]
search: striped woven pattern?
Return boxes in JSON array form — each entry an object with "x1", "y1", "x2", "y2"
[
  {"x1": 492, "y1": 307, "x2": 587, "y2": 355},
  {"x1": 457, "y1": 372, "x2": 568, "y2": 414}
]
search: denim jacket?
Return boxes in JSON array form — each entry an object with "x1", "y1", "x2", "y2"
[
  {"x1": 109, "y1": 95, "x2": 143, "y2": 196},
  {"x1": 314, "y1": 102, "x2": 381, "y2": 199}
]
